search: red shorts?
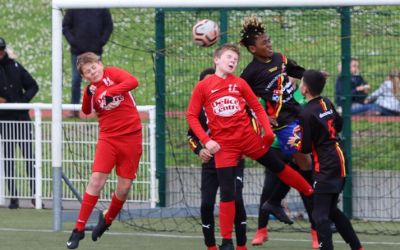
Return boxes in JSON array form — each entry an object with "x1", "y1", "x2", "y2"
[
  {"x1": 214, "y1": 128, "x2": 269, "y2": 168},
  {"x1": 92, "y1": 130, "x2": 142, "y2": 179}
]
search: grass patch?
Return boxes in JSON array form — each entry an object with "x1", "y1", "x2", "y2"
[{"x1": 0, "y1": 209, "x2": 399, "y2": 249}]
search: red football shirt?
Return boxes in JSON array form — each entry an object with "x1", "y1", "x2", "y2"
[
  {"x1": 187, "y1": 73, "x2": 273, "y2": 145},
  {"x1": 81, "y1": 66, "x2": 142, "y2": 137}
]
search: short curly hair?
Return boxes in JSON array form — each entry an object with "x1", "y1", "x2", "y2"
[{"x1": 239, "y1": 16, "x2": 265, "y2": 49}]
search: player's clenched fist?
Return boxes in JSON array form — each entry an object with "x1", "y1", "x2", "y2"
[
  {"x1": 205, "y1": 140, "x2": 220, "y2": 154},
  {"x1": 86, "y1": 84, "x2": 97, "y2": 96}
]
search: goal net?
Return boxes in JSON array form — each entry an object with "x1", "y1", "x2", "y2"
[{"x1": 51, "y1": 0, "x2": 400, "y2": 235}]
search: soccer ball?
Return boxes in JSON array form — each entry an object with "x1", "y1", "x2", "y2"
[{"x1": 192, "y1": 19, "x2": 220, "y2": 47}]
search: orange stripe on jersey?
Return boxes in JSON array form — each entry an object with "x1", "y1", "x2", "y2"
[
  {"x1": 251, "y1": 117, "x2": 261, "y2": 135},
  {"x1": 282, "y1": 54, "x2": 288, "y2": 64},
  {"x1": 319, "y1": 98, "x2": 328, "y2": 112},
  {"x1": 274, "y1": 75, "x2": 284, "y2": 118},
  {"x1": 188, "y1": 138, "x2": 198, "y2": 151},
  {"x1": 311, "y1": 144, "x2": 320, "y2": 172},
  {"x1": 335, "y1": 142, "x2": 346, "y2": 177},
  {"x1": 294, "y1": 125, "x2": 303, "y2": 152},
  {"x1": 275, "y1": 54, "x2": 287, "y2": 118}
]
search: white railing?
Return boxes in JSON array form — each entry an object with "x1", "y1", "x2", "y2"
[{"x1": 0, "y1": 103, "x2": 156, "y2": 209}]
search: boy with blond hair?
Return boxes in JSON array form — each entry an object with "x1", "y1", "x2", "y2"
[{"x1": 66, "y1": 52, "x2": 142, "y2": 249}]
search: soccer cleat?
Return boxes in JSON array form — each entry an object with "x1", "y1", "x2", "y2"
[
  {"x1": 261, "y1": 201, "x2": 293, "y2": 225},
  {"x1": 66, "y1": 229, "x2": 85, "y2": 249},
  {"x1": 311, "y1": 229, "x2": 319, "y2": 249},
  {"x1": 207, "y1": 246, "x2": 218, "y2": 250},
  {"x1": 219, "y1": 242, "x2": 234, "y2": 250},
  {"x1": 236, "y1": 245, "x2": 248, "y2": 250},
  {"x1": 251, "y1": 227, "x2": 268, "y2": 246},
  {"x1": 92, "y1": 211, "x2": 111, "y2": 241}
]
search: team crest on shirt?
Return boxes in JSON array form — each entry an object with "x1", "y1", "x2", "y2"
[
  {"x1": 272, "y1": 89, "x2": 281, "y2": 101},
  {"x1": 103, "y1": 77, "x2": 114, "y2": 86},
  {"x1": 97, "y1": 91, "x2": 124, "y2": 110},
  {"x1": 268, "y1": 66, "x2": 278, "y2": 72},
  {"x1": 212, "y1": 96, "x2": 240, "y2": 117}
]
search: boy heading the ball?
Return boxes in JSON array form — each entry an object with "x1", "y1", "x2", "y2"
[{"x1": 187, "y1": 43, "x2": 313, "y2": 250}]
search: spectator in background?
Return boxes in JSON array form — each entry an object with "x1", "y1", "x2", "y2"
[
  {"x1": 335, "y1": 58, "x2": 370, "y2": 114},
  {"x1": 0, "y1": 37, "x2": 39, "y2": 209},
  {"x1": 62, "y1": 9, "x2": 113, "y2": 117},
  {"x1": 361, "y1": 69, "x2": 400, "y2": 116}
]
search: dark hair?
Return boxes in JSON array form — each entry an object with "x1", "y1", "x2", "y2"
[
  {"x1": 302, "y1": 69, "x2": 326, "y2": 96},
  {"x1": 239, "y1": 16, "x2": 265, "y2": 49},
  {"x1": 0, "y1": 37, "x2": 6, "y2": 50},
  {"x1": 199, "y1": 67, "x2": 215, "y2": 80}
]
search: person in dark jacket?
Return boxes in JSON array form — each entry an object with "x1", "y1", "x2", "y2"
[
  {"x1": 0, "y1": 37, "x2": 39, "y2": 209},
  {"x1": 62, "y1": 9, "x2": 113, "y2": 116},
  {"x1": 335, "y1": 58, "x2": 370, "y2": 114}
]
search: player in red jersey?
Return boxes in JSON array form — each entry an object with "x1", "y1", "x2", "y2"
[
  {"x1": 66, "y1": 52, "x2": 142, "y2": 249},
  {"x1": 187, "y1": 44, "x2": 313, "y2": 250},
  {"x1": 288, "y1": 70, "x2": 363, "y2": 250},
  {"x1": 188, "y1": 68, "x2": 248, "y2": 250}
]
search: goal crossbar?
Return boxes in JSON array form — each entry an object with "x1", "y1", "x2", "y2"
[{"x1": 53, "y1": 0, "x2": 400, "y2": 8}]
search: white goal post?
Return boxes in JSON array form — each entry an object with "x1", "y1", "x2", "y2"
[{"x1": 51, "y1": 0, "x2": 399, "y2": 232}]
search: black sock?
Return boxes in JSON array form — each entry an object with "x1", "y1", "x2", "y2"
[
  {"x1": 316, "y1": 220, "x2": 334, "y2": 250},
  {"x1": 201, "y1": 202, "x2": 215, "y2": 247},
  {"x1": 235, "y1": 198, "x2": 247, "y2": 246}
]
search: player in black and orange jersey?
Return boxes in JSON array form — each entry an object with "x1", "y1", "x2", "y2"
[
  {"x1": 239, "y1": 16, "x2": 317, "y2": 247},
  {"x1": 187, "y1": 68, "x2": 247, "y2": 250},
  {"x1": 288, "y1": 69, "x2": 363, "y2": 250}
]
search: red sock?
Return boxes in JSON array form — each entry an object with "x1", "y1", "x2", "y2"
[
  {"x1": 75, "y1": 192, "x2": 99, "y2": 231},
  {"x1": 219, "y1": 201, "x2": 235, "y2": 240},
  {"x1": 104, "y1": 193, "x2": 125, "y2": 225},
  {"x1": 276, "y1": 165, "x2": 314, "y2": 196}
]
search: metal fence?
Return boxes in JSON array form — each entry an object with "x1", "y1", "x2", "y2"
[
  {"x1": 0, "y1": 104, "x2": 157, "y2": 209},
  {"x1": 150, "y1": 6, "x2": 400, "y2": 234}
]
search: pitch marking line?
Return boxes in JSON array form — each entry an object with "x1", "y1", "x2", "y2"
[{"x1": 0, "y1": 228, "x2": 399, "y2": 246}]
